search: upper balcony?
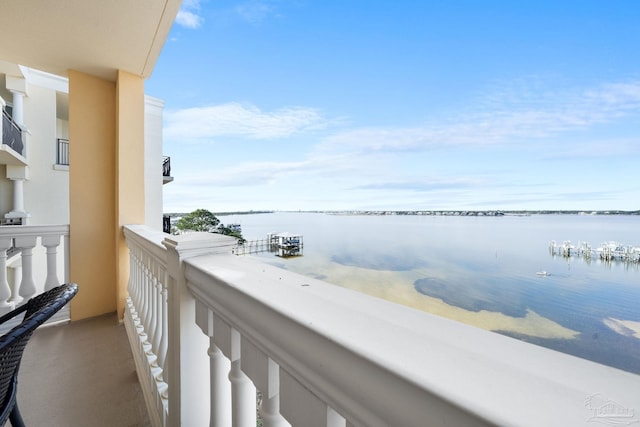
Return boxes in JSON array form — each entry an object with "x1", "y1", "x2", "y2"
[
  {"x1": 0, "y1": 101, "x2": 27, "y2": 166},
  {"x1": 163, "y1": 156, "x2": 173, "y2": 184}
]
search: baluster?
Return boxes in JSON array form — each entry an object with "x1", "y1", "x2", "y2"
[
  {"x1": 129, "y1": 245, "x2": 140, "y2": 315},
  {"x1": 261, "y1": 393, "x2": 289, "y2": 427},
  {"x1": 134, "y1": 246, "x2": 143, "y2": 313},
  {"x1": 210, "y1": 341, "x2": 232, "y2": 426},
  {"x1": 241, "y1": 337, "x2": 289, "y2": 427},
  {"x1": 141, "y1": 254, "x2": 152, "y2": 334},
  {"x1": 0, "y1": 238, "x2": 12, "y2": 307},
  {"x1": 128, "y1": 244, "x2": 138, "y2": 309},
  {"x1": 229, "y1": 356, "x2": 256, "y2": 427},
  {"x1": 157, "y1": 272, "x2": 169, "y2": 374},
  {"x1": 195, "y1": 300, "x2": 232, "y2": 426},
  {"x1": 134, "y1": 246, "x2": 149, "y2": 356},
  {"x1": 15, "y1": 236, "x2": 37, "y2": 299},
  {"x1": 42, "y1": 234, "x2": 61, "y2": 290},
  {"x1": 8, "y1": 266, "x2": 22, "y2": 304},
  {"x1": 147, "y1": 260, "x2": 159, "y2": 357},
  {"x1": 211, "y1": 323, "x2": 257, "y2": 427},
  {"x1": 152, "y1": 264, "x2": 164, "y2": 367}
]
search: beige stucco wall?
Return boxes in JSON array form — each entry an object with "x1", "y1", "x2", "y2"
[
  {"x1": 68, "y1": 70, "x2": 117, "y2": 320},
  {"x1": 115, "y1": 70, "x2": 145, "y2": 319}
]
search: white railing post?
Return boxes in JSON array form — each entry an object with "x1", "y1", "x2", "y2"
[
  {"x1": 15, "y1": 235, "x2": 37, "y2": 299},
  {"x1": 0, "y1": 237, "x2": 12, "y2": 307},
  {"x1": 42, "y1": 234, "x2": 61, "y2": 290},
  {"x1": 163, "y1": 231, "x2": 238, "y2": 427}
]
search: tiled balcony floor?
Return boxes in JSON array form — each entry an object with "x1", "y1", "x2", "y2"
[{"x1": 15, "y1": 313, "x2": 150, "y2": 427}]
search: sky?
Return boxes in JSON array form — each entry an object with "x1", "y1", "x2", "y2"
[{"x1": 146, "y1": 1, "x2": 640, "y2": 213}]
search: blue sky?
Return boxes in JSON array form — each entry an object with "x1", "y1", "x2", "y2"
[{"x1": 147, "y1": 1, "x2": 640, "y2": 213}]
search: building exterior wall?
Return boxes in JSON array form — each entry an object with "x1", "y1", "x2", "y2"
[
  {"x1": 68, "y1": 69, "x2": 117, "y2": 320},
  {"x1": 144, "y1": 95, "x2": 164, "y2": 231},
  {"x1": 23, "y1": 82, "x2": 69, "y2": 225},
  {"x1": 2, "y1": 65, "x2": 164, "y2": 320}
]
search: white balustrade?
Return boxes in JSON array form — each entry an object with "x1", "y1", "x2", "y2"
[
  {"x1": 0, "y1": 225, "x2": 69, "y2": 319},
  {"x1": 122, "y1": 225, "x2": 640, "y2": 427},
  {"x1": 122, "y1": 225, "x2": 171, "y2": 427}
]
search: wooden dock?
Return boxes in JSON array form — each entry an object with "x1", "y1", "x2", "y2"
[{"x1": 234, "y1": 232, "x2": 303, "y2": 258}]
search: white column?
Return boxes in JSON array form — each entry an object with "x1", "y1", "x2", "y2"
[
  {"x1": 11, "y1": 179, "x2": 25, "y2": 213},
  {"x1": 5, "y1": 166, "x2": 30, "y2": 224},
  {"x1": 10, "y1": 90, "x2": 24, "y2": 127}
]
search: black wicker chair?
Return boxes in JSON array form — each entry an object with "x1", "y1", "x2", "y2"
[{"x1": 0, "y1": 283, "x2": 78, "y2": 427}]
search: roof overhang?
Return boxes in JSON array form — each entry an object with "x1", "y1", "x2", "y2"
[{"x1": 0, "y1": 0, "x2": 181, "y2": 82}]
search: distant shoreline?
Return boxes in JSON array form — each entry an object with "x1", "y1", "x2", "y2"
[{"x1": 164, "y1": 209, "x2": 640, "y2": 217}]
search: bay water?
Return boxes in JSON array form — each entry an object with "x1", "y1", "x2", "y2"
[{"x1": 219, "y1": 212, "x2": 640, "y2": 374}]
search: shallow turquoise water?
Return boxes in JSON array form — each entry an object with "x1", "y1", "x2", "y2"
[{"x1": 221, "y1": 212, "x2": 640, "y2": 374}]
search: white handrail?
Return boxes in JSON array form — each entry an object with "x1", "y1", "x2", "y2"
[
  {"x1": 185, "y1": 255, "x2": 640, "y2": 427},
  {"x1": 123, "y1": 224, "x2": 640, "y2": 427}
]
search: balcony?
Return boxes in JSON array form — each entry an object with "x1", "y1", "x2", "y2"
[
  {"x1": 56, "y1": 138, "x2": 70, "y2": 166},
  {"x1": 163, "y1": 156, "x2": 173, "y2": 184},
  {"x1": 17, "y1": 312, "x2": 150, "y2": 426},
  {"x1": 0, "y1": 108, "x2": 27, "y2": 166},
  {"x1": 4, "y1": 224, "x2": 640, "y2": 426}
]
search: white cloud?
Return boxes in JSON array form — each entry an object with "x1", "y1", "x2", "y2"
[
  {"x1": 162, "y1": 78, "x2": 640, "y2": 212},
  {"x1": 164, "y1": 102, "x2": 327, "y2": 141},
  {"x1": 235, "y1": 1, "x2": 278, "y2": 24},
  {"x1": 317, "y1": 80, "x2": 640, "y2": 155},
  {"x1": 175, "y1": 0, "x2": 204, "y2": 29},
  {"x1": 180, "y1": 160, "x2": 311, "y2": 187},
  {"x1": 176, "y1": 10, "x2": 203, "y2": 29}
]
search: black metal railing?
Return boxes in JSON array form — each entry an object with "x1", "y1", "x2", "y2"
[
  {"x1": 2, "y1": 110, "x2": 24, "y2": 156},
  {"x1": 163, "y1": 156, "x2": 171, "y2": 177},
  {"x1": 57, "y1": 138, "x2": 70, "y2": 165},
  {"x1": 163, "y1": 215, "x2": 171, "y2": 234}
]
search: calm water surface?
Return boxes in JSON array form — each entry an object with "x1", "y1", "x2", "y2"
[{"x1": 220, "y1": 212, "x2": 640, "y2": 374}]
